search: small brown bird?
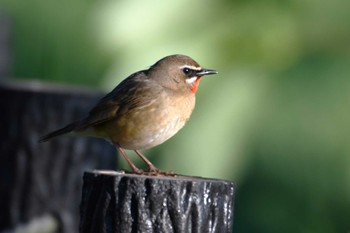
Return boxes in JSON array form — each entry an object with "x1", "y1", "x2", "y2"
[{"x1": 40, "y1": 54, "x2": 217, "y2": 174}]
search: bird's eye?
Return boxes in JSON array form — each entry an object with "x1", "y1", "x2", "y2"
[{"x1": 183, "y1": 68, "x2": 190, "y2": 74}]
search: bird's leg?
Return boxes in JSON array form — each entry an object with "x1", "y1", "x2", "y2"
[
  {"x1": 115, "y1": 143, "x2": 142, "y2": 174},
  {"x1": 134, "y1": 150, "x2": 161, "y2": 173}
]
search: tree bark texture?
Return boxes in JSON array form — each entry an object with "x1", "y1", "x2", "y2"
[
  {"x1": 0, "y1": 81, "x2": 117, "y2": 233},
  {"x1": 80, "y1": 171, "x2": 235, "y2": 233}
]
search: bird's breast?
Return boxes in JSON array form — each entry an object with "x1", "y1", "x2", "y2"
[{"x1": 95, "y1": 93, "x2": 195, "y2": 150}]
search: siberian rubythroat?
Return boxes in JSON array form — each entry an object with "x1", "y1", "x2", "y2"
[{"x1": 39, "y1": 54, "x2": 218, "y2": 174}]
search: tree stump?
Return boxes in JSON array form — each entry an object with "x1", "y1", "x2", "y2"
[
  {"x1": 80, "y1": 170, "x2": 235, "y2": 233},
  {"x1": 0, "y1": 80, "x2": 117, "y2": 233}
]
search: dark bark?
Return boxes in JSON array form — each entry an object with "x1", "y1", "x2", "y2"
[
  {"x1": 80, "y1": 171, "x2": 235, "y2": 233},
  {"x1": 0, "y1": 81, "x2": 117, "y2": 233}
]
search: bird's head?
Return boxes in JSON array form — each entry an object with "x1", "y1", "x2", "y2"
[{"x1": 148, "y1": 54, "x2": 218, "y2": 94}]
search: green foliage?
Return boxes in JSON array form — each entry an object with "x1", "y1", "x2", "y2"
[{"x1": 0, "y1": 0, "x2": 112, "y2": 86}]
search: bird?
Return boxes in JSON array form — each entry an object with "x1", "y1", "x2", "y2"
[{"x1": 39, "y1": 54, "x2": 218, "y2": 174}]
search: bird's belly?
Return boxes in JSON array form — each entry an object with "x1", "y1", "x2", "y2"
[
  {"x1": 95, "y1": 109, "x2": 186, "y2": 150},
  {"x1": 93, "y1": 91, "x2": 195, "y2": 150},
  {"x1": 130, "y1": 116, "x2": 184, "y2": 149}
]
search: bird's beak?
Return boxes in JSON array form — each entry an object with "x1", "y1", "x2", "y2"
[{"x1": 196, "y1": 69, "x2": 218, "y2": 77}]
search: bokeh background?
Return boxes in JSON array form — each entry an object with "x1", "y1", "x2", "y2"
[{"x1": 1, "y1": 0, "x2": 349, "y2": 232}]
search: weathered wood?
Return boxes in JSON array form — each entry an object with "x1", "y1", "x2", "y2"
[
  {"x1": 0, "y1": 81, "x2": 117, "y2": 233},
  {"x1": 80, "y1": 170, "x2": 235, "y2": 233}
]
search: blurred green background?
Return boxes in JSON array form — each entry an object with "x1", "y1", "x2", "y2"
[{"x1": 1, "y1": 0, "x2": 349, "y2": 232}]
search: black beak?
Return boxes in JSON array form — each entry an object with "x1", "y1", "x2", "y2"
[{"x1": 196, "y1": 69, "x2": 218, "y2": 77}]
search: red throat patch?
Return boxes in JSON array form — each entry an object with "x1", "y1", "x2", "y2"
[{"x1": 190, "y1": 77, "x2": 202, "y2": 94}]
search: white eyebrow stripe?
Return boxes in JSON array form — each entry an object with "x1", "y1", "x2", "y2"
[{"x1": 179, "y1": 65, "x2": 202, "y2": 70}]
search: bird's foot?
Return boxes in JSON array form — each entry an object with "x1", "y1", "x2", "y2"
[
  {"x1": 131, "y1": 167, "x2": 144, "y2": 174},
  {"x1": 146, "y1": 167, "x2": 176, "y2": 176},
  {"x1": 125, "y1": 163, "x2": 175, "y2": 176},
  {"x1": 129, "y1": 166, "x2": 176, "y2": 176},
  {"x1": 146, "y1": 164, "x2": 174, "y2": 176}
]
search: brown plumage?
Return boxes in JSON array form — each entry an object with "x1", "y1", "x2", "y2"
[{"x1": 39, "y1": 54, "x2": 218, "y2": 174}]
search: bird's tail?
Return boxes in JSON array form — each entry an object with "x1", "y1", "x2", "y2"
[{"x1": 39, "y1": 121, "x2": 82, "y2": 142}]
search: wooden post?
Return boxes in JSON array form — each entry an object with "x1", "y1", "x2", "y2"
[
  {"x1": 80, "y1": 171, "x2": 235, "y2": 233},
  {"x1": 0, "y1": 81, "x2": 117, "y2": 233}
]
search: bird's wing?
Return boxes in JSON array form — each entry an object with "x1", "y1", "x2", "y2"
[{"x1": 75, "y1": 71, "x2": 163, "y2": 131}]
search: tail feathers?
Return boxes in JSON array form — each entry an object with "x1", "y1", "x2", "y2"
[{"x1": 39, "y1": 121, "x2": 82, "y2": 142}]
